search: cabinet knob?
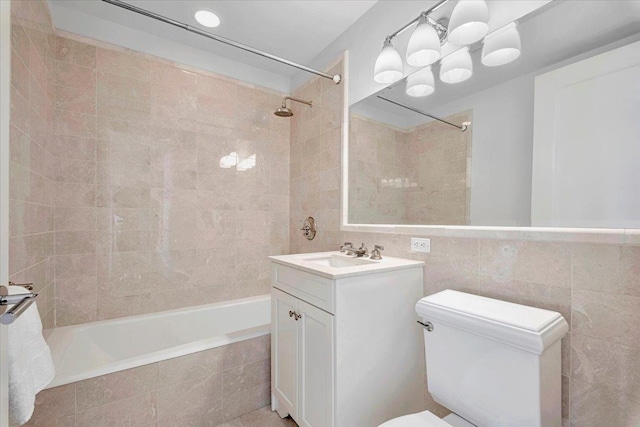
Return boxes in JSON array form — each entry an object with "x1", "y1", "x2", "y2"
[
  {"x1": 289, "y1": 310, "x2": 294, "y2": 318},
  {"x1": 295, "y1": 312, "x2": 302, "y2": 321}
]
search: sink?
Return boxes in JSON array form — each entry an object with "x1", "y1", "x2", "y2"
[
  {"x1": 301, "y1": 255, "x2": 376, "y2": 268},
  {"x1": 269, "y1": 251, "x2": 424, "y2": 279}
]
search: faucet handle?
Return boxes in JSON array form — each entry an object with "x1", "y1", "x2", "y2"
[
  {"x1": 370, "y1": 245, "x2": 384, "y2": 260},
  {"x1": 340, "y1": 242, "x2": 353, "y2": 252}
]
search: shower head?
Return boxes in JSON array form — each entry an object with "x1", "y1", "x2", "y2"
[
  {"x1": 274, "y1": 104, "x2": 294, "y2": 117},
  {"x1": 274, "y1": 96, "x2": 312, "y2": 118}
]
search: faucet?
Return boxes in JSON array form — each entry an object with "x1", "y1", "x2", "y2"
[
  {"x1": 352, "y1": 243, "x2": 368, "y2": 258},
  {"x1": 339, "y1": 242, "x2": 354, "y2": 253},
  {"x1": 370, "y1": 245, "x2": 384, "y2": 260}
]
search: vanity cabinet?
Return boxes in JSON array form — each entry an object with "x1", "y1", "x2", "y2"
[
  {"x1": 272, "y1": 287, "x2": 334, "y2": 426},
  {"x1": 270, "y1": 252, "x2": 425, "y2": 427}
]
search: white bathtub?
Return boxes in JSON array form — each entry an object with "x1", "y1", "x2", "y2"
[{"x1": 44, "y1": 295, "x2": 271, "y2": 388}]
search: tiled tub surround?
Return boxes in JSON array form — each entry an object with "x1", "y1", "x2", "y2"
[
  {"x1": 349, "y1": 112, "x2": 472, "y2": 226},
  {"x1": 291, "y1": 66, "x2": 640, "y2": 427},
  {"x1": 9, "y1": 0, "x2": 56, "y2": 328},
  {"x1": 25, "y1": 335, "x2": 273, "y2": 427},
  {"x1": 48, "y1": 33, "x2": 290, "y2": 327}
]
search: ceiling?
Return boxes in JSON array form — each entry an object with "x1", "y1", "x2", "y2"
[{"x1": 47, "y1": 0, "x2": 378, "y2": 91}]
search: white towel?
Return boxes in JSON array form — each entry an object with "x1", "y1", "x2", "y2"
[{"x1": 7, "y1": 285, "x2": 55, "y2": 426}]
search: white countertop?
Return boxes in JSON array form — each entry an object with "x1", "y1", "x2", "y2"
[{"x1": 269, "y1": 251, "x2": 425, "y2": 279}]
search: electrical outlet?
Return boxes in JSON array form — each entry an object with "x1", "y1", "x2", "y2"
[{"x1": 411, "y1": 237, "x2": 431, "y2": 253}]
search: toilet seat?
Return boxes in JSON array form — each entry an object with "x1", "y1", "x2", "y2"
[
  {"x1": 379, "y1": 411, "x2": 476, "y2": 427},
  {"x1": 379, "y1": 410, "x2": 452, "y2": 427}
]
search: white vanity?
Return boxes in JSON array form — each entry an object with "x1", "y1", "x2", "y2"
[{"x1": 269, "y1": 252, "x2": 425, "y2": 427}]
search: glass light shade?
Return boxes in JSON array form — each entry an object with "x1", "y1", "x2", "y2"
[
  {"x1": 405, "y1": 66, "x2": 435, "y2": 97},
  {"x1": 439, "y1": 46, "x2": 473, "y2": 84},
  {"x1": 374, "y1": 39, "x2": 404, "y2": 84},
  {"x1": 448, "y1": 0, "x2": 490, "y2": 46},
  {"x1": 406, "y1": 16, "x2": 441, "y2": 67},
  {"x1": 481, "y1": 22, "x2": 521, "y2": 67}
]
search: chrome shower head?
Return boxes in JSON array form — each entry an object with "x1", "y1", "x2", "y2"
[{"x1": 274, "y1": 96, "x2": 312, "y2": 118}]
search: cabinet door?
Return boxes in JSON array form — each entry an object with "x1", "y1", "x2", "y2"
[
  {"x1": 272, "y1": 288, "x2": 299, "y2": 419},
  {"x1": 298, "y1": 300, "x2": 334, "y2": 427}
]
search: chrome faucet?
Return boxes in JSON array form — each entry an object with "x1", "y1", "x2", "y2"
[
  {"x1": 353, "y1": 243, "x2": 368, "y2": 257},
  {"x1": 370, "y1": 245, "x2": 384, "y2": 260}
]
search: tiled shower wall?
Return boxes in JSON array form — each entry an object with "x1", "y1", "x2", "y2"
[
  {"x1": 48, "y1": 34, "x2": 290, "y2": 327},
  {"x1": 9, "y1": 0, "x2": 56, "y2": 328},
  {"x1": 290, "y1": 62, "x2": 640, "y2": 426},
  {"x1": 348, "y1": 115, "x2": 407, "y2": 224},
  {"x1": 289, "y1": 58, "x2": 344, "y2": 254},
  {"x1": 348, "y1": 112, "x2": 471, "y2": 226}
]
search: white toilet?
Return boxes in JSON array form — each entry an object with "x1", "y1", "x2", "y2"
[{"x1": 381, "y1": 290, "x2": 569, "y2": 427}]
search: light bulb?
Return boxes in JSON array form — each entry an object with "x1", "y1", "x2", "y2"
[
  {"x1": 374, "y1": 38, "x2": 404, "y2": 84},
  {"x1": 448, "y1": 0, "x2": 490, "y2": 46}
]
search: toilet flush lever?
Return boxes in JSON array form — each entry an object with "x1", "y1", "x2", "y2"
[{"x1": 417, "y1": 320, "x2": 434, "y2": 332}]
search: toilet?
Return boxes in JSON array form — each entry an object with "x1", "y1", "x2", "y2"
[{"x1": 381, "y1": 290, "x2": 569, "y2": 427}]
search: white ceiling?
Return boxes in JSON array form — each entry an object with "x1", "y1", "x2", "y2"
[{"x1": 47, "y1": 0, "x2": 378, "y2": 92}]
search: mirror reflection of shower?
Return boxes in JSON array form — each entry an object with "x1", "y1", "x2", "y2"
[{"x1": 274, "y1": 96, "x2": 312, "y2": 117}]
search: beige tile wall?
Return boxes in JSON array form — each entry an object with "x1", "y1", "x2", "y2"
[
  {"x1": 290, "y1": 60, "x2": 640, "y2": 427},
  {"x1": 405, "y1": 111, "x2": 472, "y2": 225},
  {"x1": 289, "y1": 59, "x2": 344, "y2": 253},
  {"x1": 9, "y1": 0, "x2": 56, "y2": 328},
  {"x1": 24, "y1": 335, "x2": 271, "y2": 426},
  {"x1": 348, "y1": 111, "x2": 472, "y2": 226},
  {"x1": 348, "y1": 115, "x2": 407, "y2": 224},
  {"x1": 47, "y1": 34, "x2": 290, "y2": 327}
]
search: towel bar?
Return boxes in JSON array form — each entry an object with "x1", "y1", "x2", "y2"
[{"x1": 0, "y1": 285, "x2": 39, "y2": 325}]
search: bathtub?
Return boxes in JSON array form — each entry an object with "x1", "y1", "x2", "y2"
[{"x1": 44, "y1": 295, "x2": 271, "y2": 388}]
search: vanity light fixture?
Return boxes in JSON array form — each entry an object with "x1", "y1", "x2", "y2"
[
  {"x1": 440, "y1": 46, "x2": 473, "y2": 84},
  {"x1": 481, "y1": 22, "x2": 521, "y2": 67},
  {"x1": 374, "y1": 38, "x2": 404, "y2": 84},
  {"x1": 373, "y1": 0, "x2": 523, "y2": 92},
  {"x1": 194, "y1": 9, "x2": 220, "y2": 28},
  {"x1": 448, "y1": 0, "x2": 490, "y2": 46},
  {"x1": 405, "y1": 66, "x2": 435, "y2": 97}
]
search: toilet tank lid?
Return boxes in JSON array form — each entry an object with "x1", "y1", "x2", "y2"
[{"x1": 416, "y1": 290, "x2": 569, "y2": 354}]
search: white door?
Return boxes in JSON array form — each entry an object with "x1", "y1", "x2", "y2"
[
  {"x1": 272, "y1": 288, "x2": 299, "y2": 419},
  {"x1": 531, "y1": 40, "x2": 640, "y2": 228},
  {"x1": 0, "y1": 0, "x2": 12, "y2": 425},
  {"x1": 298, "y1": 300, "x2": 334, "y2": 427}
]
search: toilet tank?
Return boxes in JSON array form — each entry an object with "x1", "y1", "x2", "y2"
[{"x1": 416, "y1": 290, "x2": 568, "y2": 427}]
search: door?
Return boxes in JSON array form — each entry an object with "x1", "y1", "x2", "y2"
[
  {"x1": 0, "y1": 1, "x2": 12, "y2": 425},
  {"x1": 298, "y1": 300, "x2": 334, "y2": 427},
  {"x1": 531, "y1": 40, "x2": 640, "y2": 228},
  {"x1": 271, "y1": 288, "x2": 299, "y2": 419}
]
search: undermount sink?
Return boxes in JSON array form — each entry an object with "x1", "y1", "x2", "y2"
[{"x1": 301, "y1": 255, "x2": 376, "y2": 268}]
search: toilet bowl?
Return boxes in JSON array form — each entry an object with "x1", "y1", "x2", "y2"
[
  {"x1": 379, "y1": 290, "x2": 569, "y2": 427},
  {"x1": 380, "y1": 411, "x2": 475, "y2": 427}
]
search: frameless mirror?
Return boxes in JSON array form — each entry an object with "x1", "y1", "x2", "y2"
[{"x1": 347, "y1": 0, "x2": 640, "y2": 228}]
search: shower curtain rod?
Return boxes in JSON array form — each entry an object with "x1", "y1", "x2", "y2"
[
  {"x1": 377, "y1": 96, "x2": 468, "y2": 132},
  {"x1": 100, "y1": 0, "x2": 342, "y2": 84}
]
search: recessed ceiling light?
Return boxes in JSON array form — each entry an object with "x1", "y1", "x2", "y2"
[{"x1": 194, "y1": 10, "x2": 220, "y2": 28}]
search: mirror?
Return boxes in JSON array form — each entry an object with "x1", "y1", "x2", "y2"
[{"x1": 347, "y1": 0, "x2": 640, "y2": 228}]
